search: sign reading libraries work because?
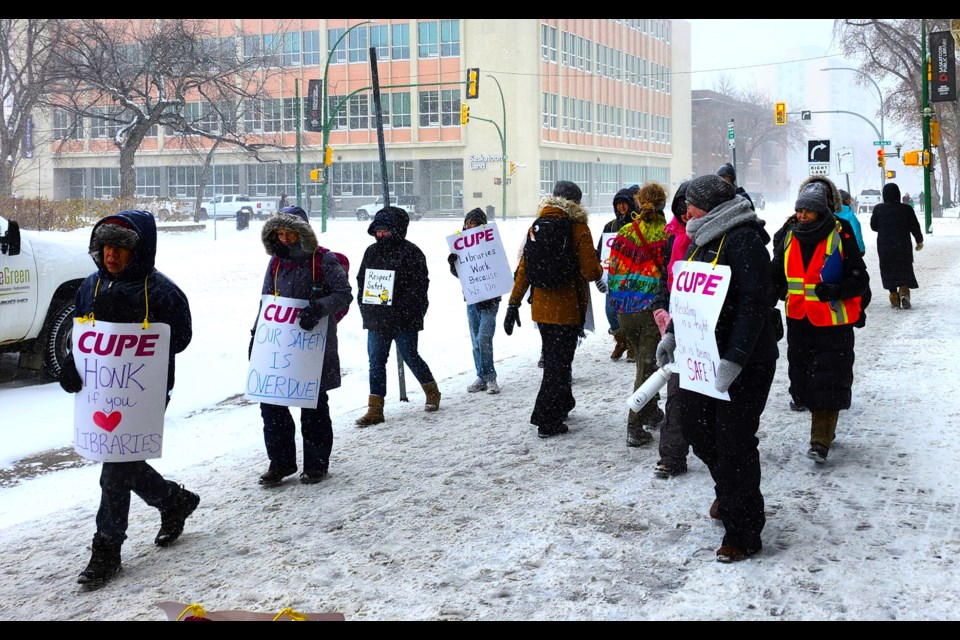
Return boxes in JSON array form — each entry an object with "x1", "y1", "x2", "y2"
[
  {"x1": 669, "y1": 261, "x2": 731, "y2": 401},
  {"x1": 246, "y1": 295, "x2": 328, "y2": 409},
  {"x1": 599, "y1": 232, "x2": 616, "y2": 284},
  {"x1": 71, "y1": 320, "x2": 171, "y2": 463},
  {"x1": 361, "y1": 269, "x2": 395, "y2": 305},
  {"x1": 446, "y1": 221, "x2": 514, "y2": 304}
]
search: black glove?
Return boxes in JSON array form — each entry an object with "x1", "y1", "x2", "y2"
[
  {"x1": 298, "y1": 302, "x2": 324, "y2": 331},
  {"x1": 248, "y1": 328, "x2": 255, "y2": 360},
  {"x1": 814, "y1": 282, "x2": 841, "y2": 302},
  {"x1": 503, "y1": 304, "x2": 521, "y2": 336},
  {"x1": 447, "y1": 253, "x2": 458, "y2": 266},
  {"x1": 59, "y1": 353, "x2": 83, "y2": 393}
]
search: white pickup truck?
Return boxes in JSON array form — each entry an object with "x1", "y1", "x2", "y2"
[
  {"x1": 0, "y1": 215, "x2": 91, "y2": 379},
  {"x1": 199, "y1": 194, "x2": 279, "y2": 221}
]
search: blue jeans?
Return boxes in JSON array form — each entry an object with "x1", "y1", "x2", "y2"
[
  {"x1": 368, "y1": 329, "x2": 435, "y2": 398},
  {"x1": 466, "y1": 300, "x2": 500, "y2": 381},
  {"x1": 605, "y1": 294, "x2": 619, "y2": 332}
]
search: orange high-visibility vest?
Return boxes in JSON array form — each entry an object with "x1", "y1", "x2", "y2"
[{"x1": 784, "y1": 222, "x2": 861, "y2": 327}]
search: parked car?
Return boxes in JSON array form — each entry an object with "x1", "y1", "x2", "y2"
[
  {"x1": 0, "y1": 215, "x2": 91, "y2": 379},
  {"x1": 356, "y1": 195, "x2": 420, "y2": 221},
  {"x1": 857, "y1": 189, "x2": 882, "y2": 214},
  {"x1": 199, "y1": 194, "x2": 278, "y2": 220}
]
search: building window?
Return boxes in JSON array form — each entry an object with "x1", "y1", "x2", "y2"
[
  {"x1": 542, "y1": 93, "x2": 559, "y2": 129},
  {"x1": 417, "y1": 21, "x2": 438, "y2": 58},
  {"x1": 561, "y1": 96, "x2": 571, "y2": 131},
  {"x1": 418, "y1": 90, "x2": 439, "y2": 127},
  {"x1": 426, "y1": 159, "x2": 462, "y2": 211},
  {"x1": 540, "y1": 160, "x2": 557, "y2": 195},
  {"x1": 243, "y1": 35, "x2": 261, "y2": 61},
  {"x1": 135, "y1": 167, "x2": 162, "y2": 198},
  {"x1": 283, "y1": 31, "x2": 301, "y2": 67},
  {"x1": 330, "y1": 160, "x2": 414, "y2": 198},
  {"x1": 53, "y1": 108, "x2": 83, "y2": 140},
  {"x1": 206, "y1": 165, "x2": 241, "y2": 198},
  {"x1": 263, "y1": 99, "x2": 282, "y2": 133},
  {"x1": 282, "y1": 98, "x2": 301, "y2": 132},
  {"x1": 92, "y1": 168, "x2": 120, "y2": 200},
  {"x1": 440, "y1": 20, "x2": 460, "y2": 57},
  {"x1": 327, "y1": 28, "x2": 346, "y2": 64},
  {"x1": 371, "y1": 25, "x2": 389, "y2": 59},
  {"x1": 263, "y1": 33, "x2": 281, "y2": 67},
  {"x1": 247, "y1": 163, "x2": 295, "y2": 199},
  {"x1": 327, "y1": 95, "x2": 347, "y2": 131},
  {"x1": 348, "y1": 26, "x2": 368, "y2": 63},
  {"x1": 597, "y1": 164, "x2": 618, "y2": 201},
  {"x1": 348, "y1": 94, "x2": 369, "y2": 130},
  {"x1": 391, "y1": 23, "x2": 410, "y2": 60},
  {"x1": 440, "y1": 89, "x2": 460, "y2": 127},
  {"x1": 388, "y1": 92, "x2": 411, "y2": 128},
  {"x1": 541, "y1": 24, "x2": 557, "y2": 62},
  {"x1": 302, "y1": 30, "x2": 320, "y2": 65},
  {"x1": 67, "y1": 169, "x2": 85, "y2": 199},
  {"x1": 199, "y1": 102, "x2": 221, "y2": 134}
]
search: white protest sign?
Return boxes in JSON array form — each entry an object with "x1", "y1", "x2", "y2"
[
  {"x1": 669, "y1": 260, "x2": 731, "y2": 401},
  {"x1": 361, "y1": 269, "x2": 395, "y2": 305},
  {"x1": 245, "y1": 295, "x2": 328, "y2": 409},
  {"x1": 445, "y1": 221, "x2": 514, "y2": 304},
  {"x1": 71, "y1": 319, "x2": 171, "y2": 462},
  {"x1": 600, "y1": 232, "x2": 616, "y2": 284}
]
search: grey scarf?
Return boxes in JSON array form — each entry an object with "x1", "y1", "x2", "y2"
[{"x1": 686, "y1": 195, "x2": 760, "y2": 246}]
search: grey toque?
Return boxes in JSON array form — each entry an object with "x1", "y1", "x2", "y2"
[
  {"x1": 795, "y1": 182, "x2": 832, "y2": 217},
  {"x1": 685, "y1": 175, "x2": 736, "y2": 212}
]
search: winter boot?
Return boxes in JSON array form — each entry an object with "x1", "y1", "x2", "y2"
[
  {"x1": 355, "y1": 395, "x2": 385, "y2": 426},
  {"x1": 77, "y1": 535, "x2": 122, "y2": 589},
  {"x1": 610, "y1": 330, "x2": 627, "y2": 360},
  {"x1": 626, "y1": 422, "x2": 653, "y2": 447},
  {"x1": 155, "y1": 485, "x2": 200, "y2": 547},
  {"x1": 625, "y1": 345, "x2": 636, "y2": 363},
  {"x1": 422, "y1": 381, "x2": 441, "y2": 412},
  {"x1": 898, "y1": 285, "x2": 912, "y2": 310},
  {"x1": 889, "y1": 291, "x2": 900, "y2": 308}
]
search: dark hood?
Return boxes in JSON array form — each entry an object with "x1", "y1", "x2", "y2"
[
  {"x1": 882, "y1": 183, "x2": 902, "y2": 203},
  {"x1": 367, "y1": 206, "x2": 410, "y2": 239},
  {"x1": 612, "y1": 188, "x2": 633, "y2": 211},
  {"x1": 88, "y1": 210, "x2": 156, "y2": 281}
]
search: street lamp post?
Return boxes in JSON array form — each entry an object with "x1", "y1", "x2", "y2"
[
  {"x1": 488, "y1": 74, "x2": 507, "y2": 221},
  {"x1": 820, "y1": 66, "x2": 886, "y2": 188},
  {"x1": 321, "y1": 20, "x2": 373, "y2": 232}
]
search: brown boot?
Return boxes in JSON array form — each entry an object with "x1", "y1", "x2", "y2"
[
  {"x1": 889, "y1": 291, "x2": 900, "y2": 308},
  {"x1": 355, "y1": 395, "x2": 385, "y2": 426},
  {"x1": 422, "y1": 381, "x2": 441, "y2": 412},
  {"x1": 898, "y1": 285, "x2": 912, "y2": 309},
  {"x1": 610, "y1": 330, "x2": 627, "y2": 360}
]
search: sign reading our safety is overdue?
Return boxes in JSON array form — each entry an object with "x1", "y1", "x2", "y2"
[
  {"x1": 669, "y1": 261, "x2": 731, "y2": 401},
  {"x1": 446, "y1": 221, "x2": 513, "y2": 305}
]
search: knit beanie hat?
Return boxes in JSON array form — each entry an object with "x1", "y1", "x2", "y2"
[
  {"x1": 839, "y1": 189, "x2": 852, "y2": 203},
  {"x1": 794, "y1": 182, "x2": 832, "y2": 217},
  {"x1": 552, "y1": 180, "x2": 582, "y2": 204},
  {"x1": 717, "y1": 163, "x2": 737, "y2": 182},
  {"x1": 671, "y1": 181, "x2": 691, "y2": 219},
  {"x1": 685, "y1": 175, "x2": 736, "y2": 212},
  {"x1": 463, "y1": 207, "x2": 488, "y2": 228}
]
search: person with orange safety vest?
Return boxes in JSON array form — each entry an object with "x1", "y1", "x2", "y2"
[{"x1": 772, "y1": 179, "x2": 870, "y2": 465}]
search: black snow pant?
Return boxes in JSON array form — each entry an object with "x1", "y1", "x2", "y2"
[
  {"x1": 657, "y1": 372, "x2": 690, "y2": 468},
  {"x1": 530, "y1": 323, "x2": 580, "y2": 429},
  {"x1": 261, "y1": 394, "x2": 332, "y2": 476},
  {"x1": 96, "y1": 461, "x2": 178, "y2": 545}
]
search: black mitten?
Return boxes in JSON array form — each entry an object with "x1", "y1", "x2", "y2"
[
  {"x1": 503, "y1": 304, "x2": 521, "y2": 336},
  {"x1": 59, "y1": 353, "x2": 83, "y2": 393},
  {"x1": 814, "y1": 282, "x2": 841, "y2": 302},
  {"x1": 248, "y1": 328, "x2": 255, "y2": 360},
  {"x1": 299, "y1": 302, "x2": 324, "y2": 331}
]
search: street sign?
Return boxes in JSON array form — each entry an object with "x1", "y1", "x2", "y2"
[
  {"x1": 872, "y1": 140, "x2": 891, "y2": 146},
  {"x1": 808, "y1": 139, "x2": 830, "y2": 163},
  {"x1": 836, "y1": 147, "x2": 855, "y2": 175},
  {"x1": 801, "y1": 110, "x2": 812, "y2": 121},
  {"x1": 809, "y1": 162, "x2": 830, "y2": 176}
]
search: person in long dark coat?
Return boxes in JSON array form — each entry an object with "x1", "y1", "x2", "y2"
[{"x1": 870, "y1": 182, "x2": 923, "y2": 309}]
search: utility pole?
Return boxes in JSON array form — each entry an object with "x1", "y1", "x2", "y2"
[{"x1": 921, "y1": 20, "x2": 933, "y2": 233}]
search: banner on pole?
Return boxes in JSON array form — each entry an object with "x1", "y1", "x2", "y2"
[{"x1": 930, "y1": 31, "x2": 957, "y2": 103}]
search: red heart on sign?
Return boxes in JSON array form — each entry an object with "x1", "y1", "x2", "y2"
[{"x1": 93, "y1": 411, "x2": 122, "y2": 432}]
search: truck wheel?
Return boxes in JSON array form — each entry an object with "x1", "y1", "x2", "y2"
[{"x1": 41, "y1": 300, "x2": 75, "y2": 380}]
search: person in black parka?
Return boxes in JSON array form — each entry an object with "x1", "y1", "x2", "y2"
[{"x1": 870, "y1": 182, "x2": 924, "y2": 309}]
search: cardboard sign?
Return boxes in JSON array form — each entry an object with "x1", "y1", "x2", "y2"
[
  {"x1": 361, "y1": 268, "x2": 395, "y2": 305},
  {"x1": 245, "y1": 295, "x2": 328, "y2": 409},
  {"x1": 669, "y1": 260, "x2": 731, "y2": 401},
  {"x1": 446, "y1": 221, "x2": 514, "y2": 304},
  {"x1": 599, "y1": 232, "x2": 616, "y2": 284},
  {"x1": 71, "y1": 320, "x2": 171, "y2": 462}
]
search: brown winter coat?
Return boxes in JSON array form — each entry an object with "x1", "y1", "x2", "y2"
[{"x1": 509, "y1": 195, "x2": 603, "y2": 326}]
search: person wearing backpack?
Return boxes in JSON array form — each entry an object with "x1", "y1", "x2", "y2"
[
  {"x1": 355, "y1": 206, "x2": 441, "y2": 425},
  {"x1": 252, "y1": 206, "x2": 353, "y2": 486},
  {"x1": 504, "y1": 180, "x2": 603, "y2": 438}
]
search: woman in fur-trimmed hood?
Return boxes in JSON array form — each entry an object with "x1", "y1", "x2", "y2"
[{"x1": 261, "y1": 206, "x2": 318, "y2": 259}]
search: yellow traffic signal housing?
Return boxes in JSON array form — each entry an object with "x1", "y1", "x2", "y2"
[
  {"x1": 466, "y1": 68, "x2": 480, "y2": 99},
  {"x1": 775, "y1": 102, "x2": 787, "y2": 125},
  {"x1": 309, "y1": 168, "x2": 320, "y2": 181},
  {"x1": 877, "y1": 149, "x2": 885, "y2": 168},
  {"x1": 508, "y1": 161, "x2": 516, "y2": 176},
  {"x1": 324, "y1": 147, "x2": 333, "y2": 166},
  {"x1": 931, "y1": 119, "x2": 940, "y2": 147},
  {"x1": 460, "y1": 103, "x2": 470, "y2": 125},
  {"x1": 886, "y1": 170, "x2": 897, "y2": 179},
  {"x1": 902, "y1": 150, "x2": 920, "y2": 166}
]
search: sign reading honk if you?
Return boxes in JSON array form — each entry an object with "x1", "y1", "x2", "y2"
[{"x1": 71, "y1": 319, "x2": 171, "y2": 462}]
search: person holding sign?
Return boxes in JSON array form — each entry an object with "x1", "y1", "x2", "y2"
[
  {"x1": 58, "y1": 210, "x2": 196, "y2": 589},
  {"x1": 596, "y1": 188, "x2": 637, "y2": 362},
  {"x1": 447, "y1": 208, "x2": 502, "y2": 394},
  {"x1": 654, "y1": 175, "x2": 780, "y2": 563},
  {"x1": 772, "y1": 181, "x2": 869, "y2": 465},
  {"x1": 355, "y1": 206, "x2": 441, "y2": 425},
  {"x1": 252, "y1": 206, "x2": 352, "y2": 486}
]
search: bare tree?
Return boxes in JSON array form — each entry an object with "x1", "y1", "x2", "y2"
[
  {"x1": 43, "y1": 19, "x2": 287, "y2": 207},
  {"x1": 0, "y1": 19, "x2": 64, "y2": 197},
  {"x1": 834, "y1": 18, "x2": 955, "y2": 210}
]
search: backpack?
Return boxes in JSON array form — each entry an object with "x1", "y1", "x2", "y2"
[
  {"x1": 523, "y1": 216, "x2": 578, "y2": 288},
  {"x1": 270, "y1": 247, "x2": 350, "y2": 323}
]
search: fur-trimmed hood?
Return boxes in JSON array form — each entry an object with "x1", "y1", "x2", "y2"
[
  {"x1": 536, "y1": 194, "x2": 589, "y2": 225},
  {"x1": 797, "y1": 175, "x2": 842, "y2": 214},
  {"x1": 88, "y1": 210, "x2": 156, "y2": 281},
  {"x1": 261, "y1": 210, "x2": 318, "y2": 256}
]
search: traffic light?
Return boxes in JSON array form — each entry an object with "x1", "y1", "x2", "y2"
[
  {"x1": 309, "y1": 168, "x2": 320, "y2": 181},
  {"x1": 886, "y1": 170, "x2": 897, "y2": 179},
  {"x1": 931, "y1": 119, "x2": 940, "y2": 147},
  {"x1": 775, "y1": 102, "x2": 787, "y2": 125},
  {"x1": 460, "y1": 103, "x2": 470, "y2": 125},
  {"x1": 877, "y1": 149, "x2": 885, "y2": 168},
  {"x1": 324, "y1": 146, "x2": 333, "y2": 166},
  {"x1": 508, "y1": 161, "x2": 516, "y2": 176},
  {"x1": 466, "y1": 67, "x2": 480, "y2": 99}
]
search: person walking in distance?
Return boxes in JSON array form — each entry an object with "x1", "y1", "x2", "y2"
[
  {"x1": 870, "y1": 182, "x2": 923, "y2": 309},
  {"x1": 58, "y1": 210, "x2": 197, "y2": 589},
  {"x1": 355, "y1": 206, "x2": 441, "y2": 425},
  {"x1": 504, "y1": 180, "x2": 603, "y2": 438},
  {"x1": 655, "y1": 175, "x2": 780, "y2": 562},
  {"x1": 596, "y1": 188, "x2": 636, "y2": 362},
  {"x1": 253, "y1": 206, "x2": 352, "y2": 487}
]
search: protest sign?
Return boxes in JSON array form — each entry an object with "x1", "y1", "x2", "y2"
[
  {"x1": 446, "y1": 221, "x2": 514, "y2": 305},
  {"x1": 361, "y1": 269, "x2": 395, "y2": 305},
  {"x1": 599, "y1": 232, "x2": 616, "y2": 284}
]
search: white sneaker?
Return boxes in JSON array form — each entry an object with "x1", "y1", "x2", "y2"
[
  {"x1": 466, "y1": 378, "x2": 487, "y2": 393},
  {"x1": 486, "y1": 380, "x2": 500, "y2": 395}
]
